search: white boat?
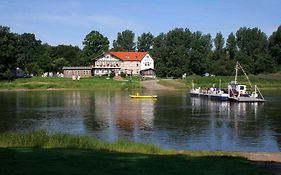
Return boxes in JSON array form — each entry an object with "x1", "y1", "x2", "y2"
[
  {"x1": 190, "y1": 81, "x2": 229, "y2": 101},
  {"x1": 189, "y1": 62, "x2": 266, "y2": 102},
  {"x1": 227, "y1": 62, "x2": 265, "y2": 102}
]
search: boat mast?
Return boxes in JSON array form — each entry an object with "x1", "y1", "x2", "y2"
[
  {"x1": 237, "y1": 62, "x2": 253, "y2": 88},
  {"x1": 235, "y1": 61, "x2": 238, "y2": 84}
]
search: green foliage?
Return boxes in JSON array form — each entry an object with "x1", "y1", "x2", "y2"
[
  {"x1": 269, "y1": 25, "x2": 281, "y2": 65},
  {"x1": 1, "y1": 24, "x2": 281, "y2": 80},
  {"x1": 0, "y1": 26, "x2": 17, "y2": 80},
  {"x1": 120, "y1": 71, "x2": 126, "y2": 78},
  {"x1": 82, "y1": 30, "x2": 109, "y2": 65},
  {"x1": 236, "y1": 27, "x2": 276, "y2": 74},
  {"x1": 137, "y1": 32, "x2": 154, "y2": 52},
  {"x1": 112, "y1": 30, "x2": 136, "y2": 51},
  {"x1": 226, "y1": 32, "x2": 237, "y2": 60},
  {"x1": 50, "y1": 44, "x2": 81, "y2": 66},
  {"x1": 109, "y1": 71, "x2": 115, "y2": 78}
]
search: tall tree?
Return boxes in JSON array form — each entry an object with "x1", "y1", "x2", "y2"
[
  {"x1": 50, "y1": 45, "x2": 81, "y2": 66},
  {"x1": 16, "y1": 33, "x2": 42, "y2": 75},
  {"x1": 210, "y1": 32, "x2": 233, "y2": 75},
  {"x1": 226, "y1": 32, "x2": 237, "y2": 60},
  {"x1": 137, "y1": 32, "x2": 154, "y2": 52},
  {"x1": 214, "y1": 32, "x2": 224, "y2": 51},
  {"x1": 112, "y1": 30, "x2": 135, "y2": 51},
  {"x1": 82, "y1": 30, "x2": 109, "y2": 65},
  {"x1": 189, "y1": 31, "x2": 212, "y2": 75},
  {"x1": 269, "y1": 25, "x2": 281, "y2": 68},
  {"x1": 150, "y1": 33, "x2": 168, "y2": 77},
  {"x1": 0, "y1": 26, "x2": 18, "y2": 79},
  {"x1": 236, "y1": 27, "x2": 275, "y2": 74},
  {"x1": 212, "y1": 32, "x2": 225, "y2": 61}
]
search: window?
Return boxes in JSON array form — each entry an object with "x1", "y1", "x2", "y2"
[{"x1": 136, "y1": 63, "x2": 139, "y2": 66}]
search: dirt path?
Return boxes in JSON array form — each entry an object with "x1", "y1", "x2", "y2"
[
  {"x1": 240, "y1": 152, "x2": 281, "y2": 175},
  {"x1": 140, "y1": 80, "x2": 175, "y2": 90}
]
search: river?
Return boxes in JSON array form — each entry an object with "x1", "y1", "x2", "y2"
[{"x1": 0, "y1": 90, "x2": 280, "y2": 152}]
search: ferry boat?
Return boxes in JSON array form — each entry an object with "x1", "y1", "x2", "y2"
[
  {"x1": 227, "y1": 62, "x2": 265, "y2": 102},
  {"x1": 190, "y1": 81, "x2": 229, "y2": 101},
  {"x1": 189, "y1": 62, "x2": 265, "y2": 102}
]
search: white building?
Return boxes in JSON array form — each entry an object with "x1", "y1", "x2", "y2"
[{"x1": 93, "y1": 52, "x2": 155, "y2": 77}]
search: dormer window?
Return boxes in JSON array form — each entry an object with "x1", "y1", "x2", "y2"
[{"x1": 125, "y1": 56, "x2": 129, "y2": 59}]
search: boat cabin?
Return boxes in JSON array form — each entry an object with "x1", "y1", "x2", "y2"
[{"x1": 228, "y1": 82, "x2": 248, "y2": 97}]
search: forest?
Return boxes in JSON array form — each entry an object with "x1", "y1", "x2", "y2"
[{"x1": 0, "y1": 25, "x2": 281, "y2": 80}]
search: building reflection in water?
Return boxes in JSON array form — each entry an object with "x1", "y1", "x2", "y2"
[{"x1": 86, "y1": 92, "x2": 156, "y2": 142}]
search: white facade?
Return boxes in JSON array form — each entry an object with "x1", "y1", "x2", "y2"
[
  {"x1": 93, "y1": 53, "x2": 121, "y2": 76},
  {"x1": 93, "y1": 52, "x2": 154, "y2": 76},
  {"x1": 140, "y1": 53, "x2": 154, "y2": 70}
]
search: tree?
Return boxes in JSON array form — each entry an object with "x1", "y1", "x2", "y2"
[
  {"x1": 269, "y1": 25, "x2": 281, "y2": 68},
  {"x1": 189, "y1": 31, "x2": 212, "y2": 75},
  {"x1": 0, "y1": 26, "x2": 18, "y2": 80},
  {"x1": 50, "y1": 45, "x2": 81, "y2": 66},
  {"x1": 212, "y1": 32, "x2": 225, "y2": 61},
  {"x1": 112, "y1": 30, "x2": 135, "y2": 51},
  {"x1": 16, "y1": 33, "x2": 42, "y2": 74},
  {"x1": 214, "y1": 32, "x2": 224, "y2": 51},
  {"x1": 236, "y1": 27, "x2": 276, "y2": 74},
  {"x1": 82, "y1": 30, "x2": 109, "y2": 65},
  {"x1": 226, "y1": 32, "x2": 237, "y2": 60},
  {"x1": 150, "y1": 33, "x2": 168, "y2": 77},
  {"x1": 137, "y1": 32, "x2": 154, "y2": 52}
]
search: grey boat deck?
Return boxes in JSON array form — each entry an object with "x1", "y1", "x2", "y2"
[{"x1": 228, "y1": 97, "x2": 266, "y2": 102}]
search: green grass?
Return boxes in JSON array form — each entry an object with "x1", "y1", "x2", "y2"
[
  {"x1": 0, "y1": 131, "x2": 271, "y2": 175},
  {"x1": 181, "y1": 72, "x2": 281, "y2": 90},
  {"x1": 0, "y1": 76, "x2": 142, "y2": 90}
]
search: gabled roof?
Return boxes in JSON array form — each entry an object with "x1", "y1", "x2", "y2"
[{"x1": 110, "y1": 52, "x2": 147, "y2": 61}]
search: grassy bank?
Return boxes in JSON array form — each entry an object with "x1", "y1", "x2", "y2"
[
  {"x1": 181, "y1": 72, "x2": 281, "y2": 90},
  {"x1": 0, "y1": 131, "x2": 271, "y2": 175},
  {"x1": 0, "y1": 76, "x2": 141, "y2": 90}
]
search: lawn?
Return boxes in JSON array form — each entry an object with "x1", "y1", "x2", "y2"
[
  {"x1": 0, "y1": 76, "x2": 142, "y2": 90},
  {"x1": 0, "y1": 131, "x2": 271, "y2": 175}
]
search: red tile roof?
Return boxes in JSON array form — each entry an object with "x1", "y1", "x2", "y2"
[{"x1": 110, "y1": 52, "x2": 147, "y2": 61}]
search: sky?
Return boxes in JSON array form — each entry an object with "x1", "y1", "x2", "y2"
[{"x1": 0, "y1": 0, "x2": 280, "y2": 48}]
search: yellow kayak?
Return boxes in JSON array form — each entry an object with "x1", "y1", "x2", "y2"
[{"x1": 129, "y1": 93, "x2": 157, "y2": 98}]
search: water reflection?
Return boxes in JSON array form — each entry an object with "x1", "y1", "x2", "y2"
[
  {"x1": 191, "y1": 97, "x2": 263, "y2": 119},
  {"x1": 0, "y1": 91, "x2": 280, "y2": 152},
  {"x1": 84, "y1": 92, "x2": 156, "y2": 141}
]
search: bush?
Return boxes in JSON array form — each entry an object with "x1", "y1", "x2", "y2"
[
  {"x1": 110, "y1": 72, "x2": 115, "y2": 78},
  {"x1": 120, "y1": 72, "x2": 126, "y2": 78}
]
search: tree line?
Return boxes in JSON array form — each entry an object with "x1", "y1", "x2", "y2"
[{"x1": 0, "y1": 25, "x2": 281, "y2": 79}]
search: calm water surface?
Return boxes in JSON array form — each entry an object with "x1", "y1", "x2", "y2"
[{"x1": 0, "y1": 90, "x2": 281, "y2": 152}]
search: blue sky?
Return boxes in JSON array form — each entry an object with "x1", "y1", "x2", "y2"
[{"x1": 1, "y1": 0, "x2": 280, "y2": 48}]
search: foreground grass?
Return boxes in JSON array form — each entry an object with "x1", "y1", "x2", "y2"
[
  {"x1": 0, "y1": 131, "x2": 271, "y2": 175},
  {"x1": 181, "y1": 72, "x2": 281, "y2": 90},
  {"x1": 0, "y1": 76, "x2": 141, "y2": 90}
]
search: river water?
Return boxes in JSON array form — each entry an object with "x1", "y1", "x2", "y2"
[{"x1": 0, "y1": 90, "x2": 280, "y2": 152}]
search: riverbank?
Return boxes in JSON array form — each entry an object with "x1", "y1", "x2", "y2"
[
  {"x1": 0, "y1": 76, "x2": 141, "y2": 91},
  {"x1": 181, "y1": 73, "x2": 281, "y2": 90},
  {"x1": 1, "y1": 72, "x2": 281, "y2": 91},
  {"x1": 0, "y1": 131, "x2": 278, "y2": 175}
]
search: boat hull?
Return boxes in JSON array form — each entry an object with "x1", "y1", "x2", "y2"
[{"x1": 129, "y1": 95, "x2": 157, "y2": 99}]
